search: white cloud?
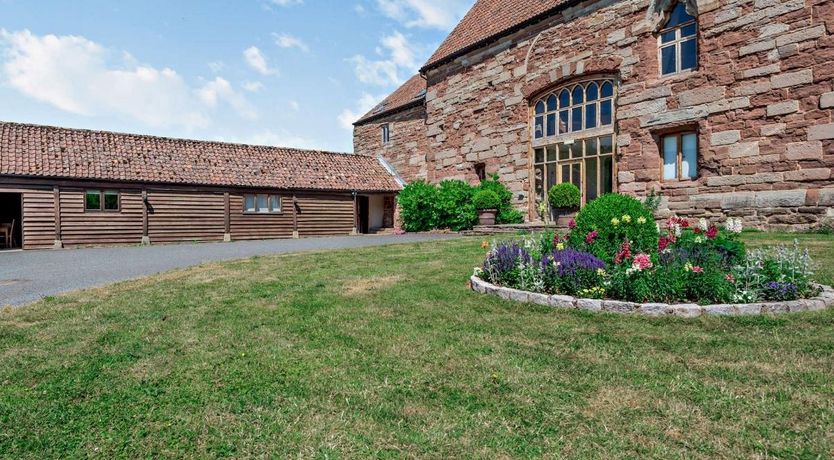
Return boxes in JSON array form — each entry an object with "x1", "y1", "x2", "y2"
[
  {"x1": 347, "y1": 31, "x2": 422, "y2": 86},
  {"x1": 376, "y1": 0, "x2": 472, "y2": 30},
  {"x1": 289, "y1": 100, "x2": 300, "y2": 111},
  {"x1": 272, "y1": 33, "x2": 309, "y2": 52},
  {"x1": 242, "y1": 81, "x2": 264, "y2": 92},
  {"x1": 337, "y1": 92, "x2": 385, "y2": 130},
  {"x1": 0, "y1": 29, "x2": 257, "y2": 129},
  {"x1": 243, "y1": 46, "x2": 278, "y2": 76},
  {"x1": 269, "y1": 0, "x2": 303, "y2": 5},
  {"x1": 197, "y1": 78, "x2": 258, "y2": 120}
]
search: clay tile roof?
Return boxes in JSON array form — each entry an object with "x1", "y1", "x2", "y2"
[
  {"x1": 354, "y1": 74, "x2": 426, "y2": 125},
  {"x1": 0, "y1": 122, "x2": 401, "y2": 192},
  {"x1": 423, "y1": 0, "x2": 570, "y2": 70}
]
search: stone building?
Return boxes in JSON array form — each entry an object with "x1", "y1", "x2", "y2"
[{"x1": 353, "y1": 0, "x2": 834, "y2": 229}]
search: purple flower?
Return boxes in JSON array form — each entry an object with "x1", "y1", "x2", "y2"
[
  {"x1": 764, "y1": 281, "x2": 798, "y2": 300},
  {"x1": 484, "y1": 242, "x2": 531, "y2": 280},
  {"x1": 541, "y1": 248, "x2": 605, "y2": 276}
]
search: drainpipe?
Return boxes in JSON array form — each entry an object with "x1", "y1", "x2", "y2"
[{"x1": 351, "y1": 191, "x2": 358, "y2": 235}]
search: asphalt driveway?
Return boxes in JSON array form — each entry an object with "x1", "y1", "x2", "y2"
[{"x1": 0, "y1": 234, "x2": 458, "y2": 307}]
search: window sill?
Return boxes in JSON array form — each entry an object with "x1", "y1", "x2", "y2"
[{"x1": 656, "y1": 68, "x2": 699, "y2": 84}]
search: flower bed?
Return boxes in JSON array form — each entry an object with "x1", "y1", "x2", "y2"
[{"x1": 472, "y1": 193, "x2": 832, "y2": 315}]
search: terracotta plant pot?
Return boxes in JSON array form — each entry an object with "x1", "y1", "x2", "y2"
[
  {"x1": 550, "y1": 206, "x2": 576, "y2": 226},
  {"x1": 478, "y1": 209, "x2": 498, "y2": 226}
]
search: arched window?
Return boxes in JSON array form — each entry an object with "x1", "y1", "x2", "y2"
[
  {"x1": 659, "y1": 2, "x2": 697, "y2": 76},
  {"x1": 531, "y1": 79, "x2": 616, "y2": 208},
  {"x1": 533, "y1": 80, "x2": 614, "y2": 140}
]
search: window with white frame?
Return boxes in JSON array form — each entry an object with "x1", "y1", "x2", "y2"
[
  {"x1": 661, "y1": 132, "x2": 698, "y2": 180},
  {"x1": 531, "y1": 79, "x2": 617, "y2": 206},
  {"x1": 659, "y1": 2, "x2": 698, "y2": 76},
  {"x1": 244, "y1": 194, "x2": 282, "y2": 213},
  {"x1": 381, "y1": 124, "x2": 390, "y2": 145}
]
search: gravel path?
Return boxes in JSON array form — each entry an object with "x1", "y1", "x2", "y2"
[{"x1": 0, "y1": 234, "x2": 458, "y2": 307}]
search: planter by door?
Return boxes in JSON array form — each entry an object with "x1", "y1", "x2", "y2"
[
  {"x1": 550, "y1": 206, "x2": 576, "y2": 225},
  {"x1": 478, "y1": 209, "x2": 497, "y2": 226}
]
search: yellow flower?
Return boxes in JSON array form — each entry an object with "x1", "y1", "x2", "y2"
[
  {"x1": 637, "y1": 216, "x2": 647, "y2": 224},
  {"x1": 556, "y1": 242, "x2": 565, "y2": 251},
  {"x1": 597, "y1": 268, "x2": 607, "y2": 277},
  {"x1": 611, "y1": 217, "x2": 620, "y2": 226},
  {"x1": 481, "y1": 240, "x2": 489, "y2": 250},
  {"x1": 622, "y1": 214, "x2": 632, "y2": 223}
]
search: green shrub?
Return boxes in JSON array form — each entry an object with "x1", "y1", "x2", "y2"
[
  {"x1": 473, "y1": 190, "x2": 501, "y2": 210},
  {"x1": 478, "y1": 174, "x2": 524, "y2": 224},
  {"x1": 436, "y1": 180, "x2": 477, "y2": 231},
  {"x1": 397, "y1": 180, "x2": 439, "y2": 232},
  {"x1": 548, "y1": 183, "x2": 580, "y2": 209},
  {"x1": 568, "y1": 193, "x2": 658, "y2": 263}
]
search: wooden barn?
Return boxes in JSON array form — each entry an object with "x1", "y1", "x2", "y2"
[{"x1": 0, "y1": 122, "x2": 402, "y2": 250}]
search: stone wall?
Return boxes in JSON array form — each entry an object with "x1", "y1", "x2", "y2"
[
  {"x1": 418, "y1": 0, "x2": 834, "y2": 229},
  {"x1": 353, "y1": 104, "x2": 429, "y2": 183}
]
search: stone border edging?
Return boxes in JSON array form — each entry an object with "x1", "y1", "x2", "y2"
[{"x1": 470, "y1": 275, "x2": 834, "y2": 317}]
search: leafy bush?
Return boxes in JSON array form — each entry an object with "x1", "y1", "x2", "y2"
[
  {"x1": 568, "y1": 193, "x2": 658, "y2": 264},
  {"x1": 548, "y1": 183, "x2": 580, "y2": 209},
  {"x1": 436, "y1": 180, "x2": 477, "y2": 231},
  {"x1": 743, "y1": 241, "x2": 820, "y2": 301},
  {"x1": 397, "y1": 180, "x2": 439, "y2": 232},
  {"x1": 478, "y1": 174, "x2": 524, "y2": 224},
  {"x1": 473, "y1": 190, "x2": 501, "y2": 210}
]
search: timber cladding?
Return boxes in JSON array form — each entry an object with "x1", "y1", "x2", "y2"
[{"x1": 0, "y1": 181, "x2": 376, "y2": 250}]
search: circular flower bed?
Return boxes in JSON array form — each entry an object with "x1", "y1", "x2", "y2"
[{"x1": 471, "y1": 194, "x2": 834, "y2": 316}]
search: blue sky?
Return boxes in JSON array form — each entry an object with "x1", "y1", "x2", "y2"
[{"x1": 0, "y1": 0, "x2": 473, "y2": 152}]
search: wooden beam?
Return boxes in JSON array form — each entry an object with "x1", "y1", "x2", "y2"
[
  {"x1": 351, "y1": 192, "x2": 358, "y2": 235},
  {"x1": 141, "y1": 189, "x2": 150, "y2": 245},
  {"x1": 52, "y1": 186, "x2": 63, "y2": 249},
  {"x1": 223, "y1": 192, "x2": 231, "y2": 242},
  {"x1": 291, "y1": 193, "x2": 299, "y2": 239}
]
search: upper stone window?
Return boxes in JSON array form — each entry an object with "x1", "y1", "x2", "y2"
[
  {"x1": 381, "y1": 124, "x2": 391, "y2": 145},
  {"x1": 533, "y1": 80, "x2": 614, "y2": 140},
  {"x1": 659, "y1": 2, "x2": 697, "y2": 76}
]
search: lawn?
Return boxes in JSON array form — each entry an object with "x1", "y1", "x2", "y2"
[{"x1": 1, "y1": 233, "x2": 833, "y2": 458}]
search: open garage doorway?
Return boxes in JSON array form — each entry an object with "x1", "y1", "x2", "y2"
[{"x1": 0, "y1": 193, "x2": 22, "y2": 250}]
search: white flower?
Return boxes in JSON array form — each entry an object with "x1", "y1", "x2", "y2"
[
  {"x1": 673, "y1": 224, "x2": 682, "y2": 237},
  {"x1": 699, "y1": 218, "x2": 709, "y2": 232},
  {"x1": 725, "y1": 217, "x2": 744, "y2": 233},
  {"x1": 694, "y1": 236, "x2": 704, "y2": 244}
]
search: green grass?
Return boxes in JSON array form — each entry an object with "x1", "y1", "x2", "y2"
[{"x1": 1, "y1": 234, "x2": 833, "y2": 458}]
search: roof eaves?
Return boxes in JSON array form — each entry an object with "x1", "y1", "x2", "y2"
[{"x1": 353, "y1": 97, "x2": 425, "y2": 126}]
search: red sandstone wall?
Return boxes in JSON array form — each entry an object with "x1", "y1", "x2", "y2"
[
  {"x1": 421, "y1": 0, "x2": 834, "y2": 229},
  {"x1": 353, "y1": 105, "x2": 429, "y2": 183}
]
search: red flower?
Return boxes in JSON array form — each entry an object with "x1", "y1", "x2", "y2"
[
  {"x1": 658, "y1": 236, "x2": 671, "y2": 252},
  {"x1": 585, "y1": 230, "x2": 598, "y2": 244},
  {"x1": 692, "y1": 265, "x2": 703, "y2": 273},
  {"x1": 694, "y1": 228, "x2": 702, "y2": 234},
  {"x1": 680, "y1": 219, "x2": 690, "y2": 228},
  {"x1": 614, "y1": 240, "x2": 632, "y2": 265},
  {"x1": 706, "y1": 225, "x2": 719, "y2": 239},
  {"x1": 568, "y1": 219, "x2": 576, "y2": 230}
]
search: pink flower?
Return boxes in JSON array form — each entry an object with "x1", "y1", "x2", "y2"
[
  {"x1": 725, "y1": 273, "x2": 735, "y2": 282},
  {"x1": 614, "y1": 240, "x2": 632, "y2": 265},
  {"x1": 692, "y1": 265, "x2": 703, "y2": 273},
  {"x1": 568, "y1": 219, "x2": 576, "y2": 230},
  {"x1": 706, "y1": 225, "x2": 719, "y2": 239},
  {"x1": 632, "y1": 253, "x2": 653, "y2": 271},
  {"x1": 585, "y1": 230, "x2": 598, "y2": 244}
]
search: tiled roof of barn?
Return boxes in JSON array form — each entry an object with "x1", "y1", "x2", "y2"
[
  {"x1": 354, "y1": 74, "x2": 426, "y2": 125},
  {"x1": 0, "y1": 122, "x2": 402, "y2": 192},
  {"x1": 423, "y1": 0, "x2": 571, "y2": 70}
]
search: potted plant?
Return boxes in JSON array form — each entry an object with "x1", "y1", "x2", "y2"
[
  {"x1": 473, "y1": 190, "x2": 501, "y2": 226},
  {"x1": 548, "y1": 183, "x2": 581, "y2": 223}
]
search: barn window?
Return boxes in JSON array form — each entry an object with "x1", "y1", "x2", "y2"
[
  {"x1": 532, "y1": 79, "x2": 616, "y2": 206},
  {"x1": 659, "y1": 2, "x2": 698, "y2": 76},
  {"x1": 85, "y1": 190, "x2": 120, "y2": 211},
  {"x1": 661, "y1": 132, "x2": 698, "y2": 180},
  {"x1": 381, "y1": 124, "x2": 391, "y2": 145},
  {"x1": 244, "y1": 194, "x2": 282, "y2": 213}
]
